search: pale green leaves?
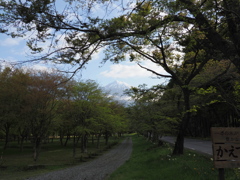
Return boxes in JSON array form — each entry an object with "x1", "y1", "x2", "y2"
[{"x1": 196, "y1": 86, "x2": 217, "y2": 95}]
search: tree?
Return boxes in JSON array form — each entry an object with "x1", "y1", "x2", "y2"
[
  {"x1": 188, "y1": 59, "x2": 240, "y2": 135},
  {"x1": 1, "y1": 0, "x2": 239, "y2": 154},
  {"x1": 103, "y1": 101, "x2": 129, "y2": 144},
  {"x1": 24, "y1": 70, "x2": 66, "y2": 162},
  {"x1": 0, "y1": 68, "x2": 29, "y2": 150},
  {"x1": 127, "y1": 84, "x2": 179, "y2": 144},
  {"x1": 176, "y1": 0, "x2": 240, "y2": 71},
  {"x1": 54, "y1": 80, "x2": 76, "y2": 147},
  {"x1": 56, "y1": 80, "x2": 114, "y2": 157},
  {"x1": 0, "y1": 1, "x2": 238, "y2": 68}
]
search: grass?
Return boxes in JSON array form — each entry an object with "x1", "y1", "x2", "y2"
[
  {"x1": 0, "y1": 136, "x2": 122, "y2": 180},
  {"x1": 2, "y1": 135, "x2": 239, "y2": 180},
  {"x1": 108, "y1": 135, "x2": 239, "y2": 180}
]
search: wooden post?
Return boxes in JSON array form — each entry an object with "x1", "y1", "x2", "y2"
[{"x1": 218, "y1": 168, "x2": 225, "y2": 180}]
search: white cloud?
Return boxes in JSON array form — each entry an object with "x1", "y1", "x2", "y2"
[
  {"x1": 100, "y1": 61, "x2": 168, "y2": 78},
  {"x1": 0, "y1": 38, "x2": 21, "y2": 47},
  {"x1": 101, "y1": 64, "x2": 145, "y2": 78},
  {"x1": 30, "y1": 64, "x2": 50, "y2": 71}
]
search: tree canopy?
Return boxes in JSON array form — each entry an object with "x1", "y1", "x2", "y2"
[
  {"x1": 0, "y1": 67, "x2": 129, "y2": 160},
  {"x1": 0, "y1": 0, "x2": 239, "y2": 71}
]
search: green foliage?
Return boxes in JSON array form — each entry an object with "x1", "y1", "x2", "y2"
[
  {"x1": 0, "y1": 67, "x2": 129, "y2": 162},
  {"x1": 196, "y1": 86, "x2": 217, "y2": 95},
  {"x1": 234, "y1": 82, "x2": 240, "y2": 100},
  {"x1": 127, "y1": 84, "x2": 179, "y2": 138}
]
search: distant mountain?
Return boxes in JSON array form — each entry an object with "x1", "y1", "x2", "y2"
[
  {"x1": 104, "y1": 80, "x2": 131, "y2": 95},
  {"x1": 103, "y1": 81, "x2": 132, "y2": 105}
]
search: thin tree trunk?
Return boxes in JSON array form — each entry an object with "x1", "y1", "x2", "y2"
[
  {"x1": 84, "y1": 134, "x2": 88, "y2": 153},
  {"x1": 59, "y1": 131, "x2": 64, "y2": 146},
  {"x1": 33, "y1": 137, "x2": 41, "y2": 162},
  {"x1": 81, "y1": 133, "x2": 88, "y2": 153},
  {"x1": 3, "y1": 126, "x2": 10, "y2": 150},
  {"x1": 97, "y1": 133, "x2": 101, "y2": 149},
  {"x1": 72, "y1": 134, "x2": 76, "y2": 158},
  {"x1": 92, "y1": 134, "x2": 94, "y2": 144},
  {"x1": 64, "y1": 134, "x2": 70, "y2": 147},
  {"x1": 20, "y1": 135, "x2": 25, "y2": 152},
  {"x1": 105, "y1": 131, "x2": 110, "y2": 145}
]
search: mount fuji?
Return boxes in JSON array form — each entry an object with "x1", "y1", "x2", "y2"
[{"x1": 103, "y1": 81, "x2": 132, "y2": 105}]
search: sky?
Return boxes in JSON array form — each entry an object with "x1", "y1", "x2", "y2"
[
  {"x1": 0, "y1": 32, "x2": 170, "y2": 88},
  {"x1": 0, "y1": 1, "x2": 170, "y2": 88}
]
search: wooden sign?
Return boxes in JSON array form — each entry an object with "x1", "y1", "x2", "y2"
[{"x1": 211, "y1": 127, "x2": 240, "y2": 168}]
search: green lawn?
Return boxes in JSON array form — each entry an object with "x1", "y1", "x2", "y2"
[{"x1": 108, "y1": 135, "x2": 239, "y2": 180}]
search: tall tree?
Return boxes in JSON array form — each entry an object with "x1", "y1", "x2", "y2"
[
  {"x1": 56, "y1": 80, "x2": 113, "y2": 157},
  {"x1": 25, "y1": 70, "x2": 66, "y2": 161},
  {"x1": 127, "y1": 83, "x2": 181, "y2": 143},
  {"x1": 0, "y1": 68, "x2": 28, "y2": 150}
]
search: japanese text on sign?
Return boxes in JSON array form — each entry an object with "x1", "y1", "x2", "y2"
[{"x1": 211, "y1": 127, "x2": 240, "y2": 168}]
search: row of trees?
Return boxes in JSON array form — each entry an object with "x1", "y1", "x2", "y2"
[
  {"x1": 0, "y1": 0, "x2": 240, "y2": 155},
  {"x1": 127, "y1": 59, "x2": 240, "y2": 146},
  {"x1": 0, "y1": 67, "x2": 129, "y2": 161}
]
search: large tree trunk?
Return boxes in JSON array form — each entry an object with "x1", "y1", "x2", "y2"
[
  {"x1": 173, "y1": 88, "x2": 191, "y2": 155},
  {"x1": 173, "y1": 130, "x2": 184, "y2": 155}
]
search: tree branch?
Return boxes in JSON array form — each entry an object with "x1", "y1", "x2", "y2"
[{"x1": 137, "y1": 63, "x2": 172, "y2": 78}]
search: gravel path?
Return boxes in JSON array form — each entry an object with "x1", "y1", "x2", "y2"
[{"x1": 26, "y1": 138, "x2": 132, "y2": 180}]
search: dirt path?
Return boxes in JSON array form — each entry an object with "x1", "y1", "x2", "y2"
[{"x1": 26, "y1": 138, "x2": 132, "y2": 180}]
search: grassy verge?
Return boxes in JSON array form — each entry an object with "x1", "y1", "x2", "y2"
[
  {"x1": 0, "y1": 136, "x2": 122, "y2": 180},
  {"x1": 108, "y1": 135, "x2": 239, "y2": 180}
]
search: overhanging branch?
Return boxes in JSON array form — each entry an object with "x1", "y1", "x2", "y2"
[{"x1": 137, "y1": 63, "x2": 172, "y2": 78}]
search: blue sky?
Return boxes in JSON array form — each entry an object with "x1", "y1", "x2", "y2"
[{"x1": 0, "y1": 32, "x2": 170, "y2": 88}]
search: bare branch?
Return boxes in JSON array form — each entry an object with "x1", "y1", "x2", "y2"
[{"x1": 137, "y1": 63, "x2": 172, "y2": 78}]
